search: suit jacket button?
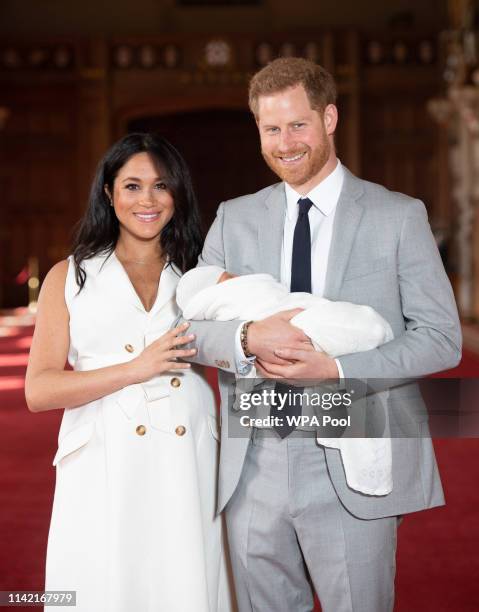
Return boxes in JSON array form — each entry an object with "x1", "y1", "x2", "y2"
[
  {"x1": 175, "y1": 425, "x2": 186, "y2": 436},
  {"x1": 136, "y1": 425, "x2": 146, "y2": 436},
  {"x1": 125, "y1": 344, "x2": 134, "y2": 353},
  {"x1": 170, "y1": 377, "x2": 181, "y2": 388}
]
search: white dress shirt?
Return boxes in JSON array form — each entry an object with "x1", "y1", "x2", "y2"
[{"x1": 235, "y1": 160, "x2": 345, "y2": 378}]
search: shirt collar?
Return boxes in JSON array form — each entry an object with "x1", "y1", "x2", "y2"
[{"x1": 284, "y1": 159, "x2": 344, "y2": 220}]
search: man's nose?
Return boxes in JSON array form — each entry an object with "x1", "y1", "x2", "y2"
[{"x1": 278, "y1": 129, "x2": 295, "y2": 152}]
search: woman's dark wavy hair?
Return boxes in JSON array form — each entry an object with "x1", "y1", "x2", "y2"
[{"x1": 72, "y1": 132, "x2": 204, "y2": 290}]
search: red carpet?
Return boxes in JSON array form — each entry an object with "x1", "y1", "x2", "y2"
[{"x1": 1, "y1": 309, "x2": 478, "y2": 611}]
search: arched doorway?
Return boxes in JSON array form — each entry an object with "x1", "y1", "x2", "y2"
[{"x1": 128, "y1": 109, "x2": 276, "y2": 231}]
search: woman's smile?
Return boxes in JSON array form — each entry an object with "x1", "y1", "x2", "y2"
[{"x1": 133, "y1": 211, "x2": 162, "y2": 223}]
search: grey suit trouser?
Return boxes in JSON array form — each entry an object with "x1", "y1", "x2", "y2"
[{"x1": 225, "y1": 430, "x2": 398, "y2": 612}]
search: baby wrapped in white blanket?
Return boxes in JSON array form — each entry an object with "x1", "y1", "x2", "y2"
[{"x1": 177, "y1": 266, "x2": 394, "y2": 496}]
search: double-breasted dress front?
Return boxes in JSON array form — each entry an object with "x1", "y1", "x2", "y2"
[{"x1": 45, "y1": 252, "x2": 233, "y2": 612}]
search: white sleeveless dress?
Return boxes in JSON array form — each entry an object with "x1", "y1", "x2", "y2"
[{"x1": 45, "y1": 252, "x2": 234, "y2": 612}]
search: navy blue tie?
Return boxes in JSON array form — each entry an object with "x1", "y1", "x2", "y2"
[
  {"x1": 291, "y1": 198, "x2": 314, "y2": 293},
  {"x1": 272, "y1": 197, "x2": 313, "y2": 438}
]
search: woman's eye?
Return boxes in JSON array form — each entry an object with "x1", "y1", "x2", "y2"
[
  {"x1": 156, "y1": 182, "x2": 168, "y2": 190},
  {"x1": 125, "y1": 183, "x2": 139, "y2": 190}
]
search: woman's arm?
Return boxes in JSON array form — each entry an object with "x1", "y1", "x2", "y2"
[{"x1": 25, "y1": 260, "x2": 195, "y2": 413}]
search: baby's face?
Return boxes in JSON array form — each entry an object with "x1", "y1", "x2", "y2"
[{"x1": 217, "y1": 271, "x2": 237, "y2": 283}]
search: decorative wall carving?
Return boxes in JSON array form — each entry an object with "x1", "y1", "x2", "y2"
[
  {"x1": 364, "y1": 36, "x2": 436, "y2": 65},
  {"x1": 430, "y1": 87, "x2": 479, "y2": 320},
  {"x1": 428, "y1": 0, "x2": 479, "y2": 320},
  {"x1": 0, "y1": 44, "x2": 75, "y2": 70}
]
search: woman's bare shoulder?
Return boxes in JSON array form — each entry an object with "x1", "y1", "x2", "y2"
[{"x1": 39, "y1": 259, "x2": 70, "y2": 299}]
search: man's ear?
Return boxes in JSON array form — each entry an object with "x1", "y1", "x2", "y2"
[{"x1": 323, "y1": 104, "x2": 338, "y2": 136}]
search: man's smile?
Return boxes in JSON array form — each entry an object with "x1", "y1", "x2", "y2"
[{"x1": 276, "y1": 151, "x2": 307, "y2": 164}]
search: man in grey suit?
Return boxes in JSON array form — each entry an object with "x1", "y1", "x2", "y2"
[{"x1": 184, "y1": 58, "x2": 462, "y2": 611}]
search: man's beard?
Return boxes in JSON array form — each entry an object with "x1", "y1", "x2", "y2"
[{"x1": 262, "y1": 140, "x2": 331, "y2": 188}]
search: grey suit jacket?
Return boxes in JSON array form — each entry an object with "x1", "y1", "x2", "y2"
[{"x1": 185, "y1": 167, "x2": 462, "y2": 518}]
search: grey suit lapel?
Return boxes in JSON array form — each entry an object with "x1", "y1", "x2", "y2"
[
  {"x1": 324, "y1": 168, "x2": 365, "y2": 300},
  {"x1": 258, "y1": 183, "x2": 285, "y2": 280}
]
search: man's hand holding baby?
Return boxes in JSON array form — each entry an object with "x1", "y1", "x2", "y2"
[
  {"x1": 257, "y1": 346, "x2": 339, "y2": 382},
  {"x1": 246, "y1": 309, "x2": 309, "y2": 365},
  {"x1": 246, "y1": 309, "x2": 339, "y2": 381}
]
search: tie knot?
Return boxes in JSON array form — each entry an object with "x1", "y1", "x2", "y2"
[{"x1": 298, "y1": 197, "x2": 313, "y2": 216}]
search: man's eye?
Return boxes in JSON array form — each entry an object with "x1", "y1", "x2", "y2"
[
  {"x1": 266, "y1": 127, "x2": 279, "y2": 134},
  {"x1": 293, "y1": 123, "x2": 305, "y2": 129}
]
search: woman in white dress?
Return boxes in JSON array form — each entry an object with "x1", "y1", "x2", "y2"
[{"x1": 25, "y1": 133, "x2": 234, "y2": 612}]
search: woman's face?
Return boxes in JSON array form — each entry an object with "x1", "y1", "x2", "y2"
[{"x1": 108, "y1": 152, "x2": 175, "y2": 243}]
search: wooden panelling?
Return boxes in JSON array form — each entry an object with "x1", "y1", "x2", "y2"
[{"x1": 0, "y1": 31, "x2": 444, "y2": 307}]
